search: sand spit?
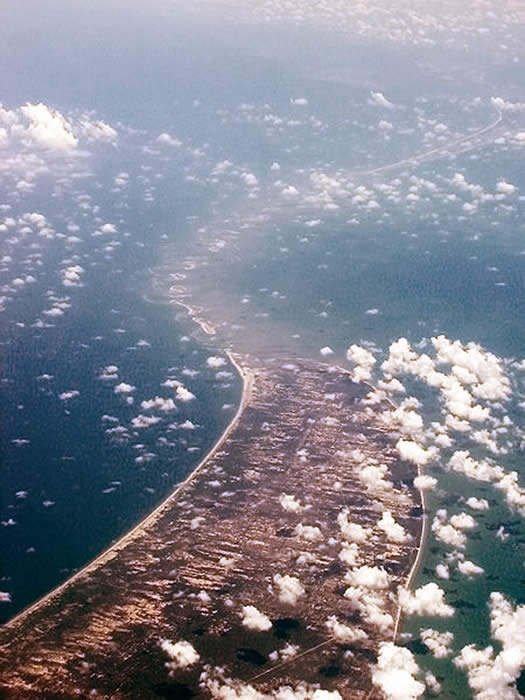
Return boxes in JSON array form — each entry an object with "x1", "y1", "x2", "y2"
[{"x1": 0, "y1": 357, "x2": 421, "y2": 699}]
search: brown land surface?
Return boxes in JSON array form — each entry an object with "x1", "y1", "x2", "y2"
[{"x1": 0, "y1": 357, "x2": 422, "y2": 699}]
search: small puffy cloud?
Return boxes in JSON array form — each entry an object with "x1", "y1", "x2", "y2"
[
  {"x1": 212, "y1": 160, "x2": 232, "y2": 175},
  {"x1": 157, "y1": 132, "x2": 182, "y2": 147},
  {"x1": 431, "y1": 510, "x2": 469, "y2": 549},
  {"x1": 273, "y1": 574, "x2": 305, "y2": 605},
  {"x1": 381, "y1": 337, "x2": 420, "y2": 375},
  {"x1": 347, "y1": 344, "x2": 375, "y2": 367},
  {"x1": 176, "y1": 385, "x2": 196, "y2": 402},
  {"x1": 325, "y1": 616, "x2": 366, "y2": 643},
  {"x1": 347, "y1": 344, "x2": 376, "y2": 382},
  {"x1": 490, "y1": 96, "x2": 525, "y2": 112},
  {"x1": 279, "y1": 493, "x2": 303, "y2": 513},
  {"x1": 435, "y1": 563, "x2": 450, "y2": 580},
  {"x1": 396, "y1": 439, "x2": 434, "y2": 466},
  {"x1": 62, "y1": 264, "x2": 84, "y2": 287},
  {"x1": 372, "y1": 643, "x2": 425, "y2": 700},
  {"x1": 382, "y1": 400, "x2": 424, "y2": 435},
  {"x1": 413, "y1": 474, "x2": 438, "y2": 490},
  {"x1": 114, "y1": 382, "x2": 135, "y2": 394},
  {"x1": 294, "y1": 522, "x2": 322, "y2": 541},
  {"x1": 421, "y1": 628, "x2": 454, "y2": 658},
  {"x1": 58, "y1": 390, "x2": 79, "y2": 401},
  {"x1": 432, "y1": 517, "x2": 467, "y2": 549},
  {"x1": 131, "y1": 414, "x2": 161, "y2": 429},
  {"x1": 451, "y1": 172, "x2": 484, "y2": 199},
  {"x1": 304, "y1": 218, "x2": 321, "y2": 228},
  {"x1": 359, "y1": 463, "x2": 393, "y2": 491},
  {"x1": 99, "y1": 365, "x2": 119, "y2": 380},
  {"x1": 337, "y1": 508, "x2": 370, "y2": 542},
  {"x1": 454, "y1": 592, "x2": 525, "y2": 700},
  {"x1": 178, "y1": 420, "x2": 197, "y2": 430},
  {"x1": 495, "y1": 180, "x2": 516, "y2": 196},
  {"x1": 465, "y1": 497, "x2": 489, "y2": 511},
  {"x1": 495, "y1": 471, "x2": 525, "y2": 516},
  {"x1": 338, "y1": 541, "x2": 360, "y2": 566},
  {"x1": 42, "y1": 299, "x2": 69, "y2": 317},
  {"x1": 449, "y1": 512, "x2": 477, "y2": 530},
  {"x1": 458, "y1": 560, "x2": 485, "y2": 577},
  {"x1": 241, "y1": 172, "x2": 258, "y2": 187},
  {"x1": 99, "y1": 223, "x2": 116, "y2": 234},
  {"x1": 368, "y1": 91, "x2": 394, "y2": 108},
  {"x1": 377, "y1": 511, "x2": 410, "y2": 543},
  {"x1": 425, "y1": 671, "x2": 441, "y2": 695},
  {"x1": 344, "y1": 587, "x2": 393, "y2": 632},
  {"x1": 141, "y1": 396, "x2": 177, "y2": 412},
  {"x1": 399, "y1": 582, "x2": 454, "y2": 618},
  {"x1": 320, "y1": 346, "x2": 334, "y2": 357},
  {"x1": 345, "y1": 565, "x2": 390, "y2": 589},
  {"x1": 105, "y1": 425, "x2": 129, "y2": 443},
  {"x1": 449, "y1": 451, "x2": 504, "y2": 483},
  {"x1": 160, "y1": 639, "x2": 200, "y2": 671},
  {"x1": 281, "y1": 185, "x2": 299, "y2": 199},
  {"x1": 290, "y1": 97, "x2": 309, "y2": 106},
  {"x1": 20, "y1": 102, "x2": 78, "y2": 151},
  {"x1": 269, "y1": 643, "x2": 299, "y2": 663},
  {"x1": 240, "y1": 605, "x2": 272, "y2": 631},
  {"x1": 207, "y1": 356, "x2": 227, "y2": 368}
]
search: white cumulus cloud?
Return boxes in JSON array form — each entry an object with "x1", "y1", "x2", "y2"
[
  {"x1": 377, "y1": 511, "x2": 410, "y2": 543},
  {"x1": 372, "y1": 643, "x2": 425, "y2": 700},
  {"x1": 454, "y1": 592, "x2": 525, "y2": 700},
  {"x1": 420, "y1": 628, "x2": 454, "y2": 658},
  {"x1": 240, "y1": 605, "x2": 272, "y2": 631},
  {"x1": 399, "y1": 582, "x2": 454, "y2": 617},
  {"x1": 160, "y1": 639, "x2": 200, "y2": 671},
  {"x1": 273, "y1": 574, "x2": 305, "y2": 605}
]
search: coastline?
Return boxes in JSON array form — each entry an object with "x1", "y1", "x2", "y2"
[
  {"x1": 5, "y1": 349, "x2": 252, "y2": 629},
  {"x1": 392, "y1": 463, "x2": 429, "y2": 642},
  {"x1": 323, "y1": 365, "x2": 429, "y2": 644}
]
